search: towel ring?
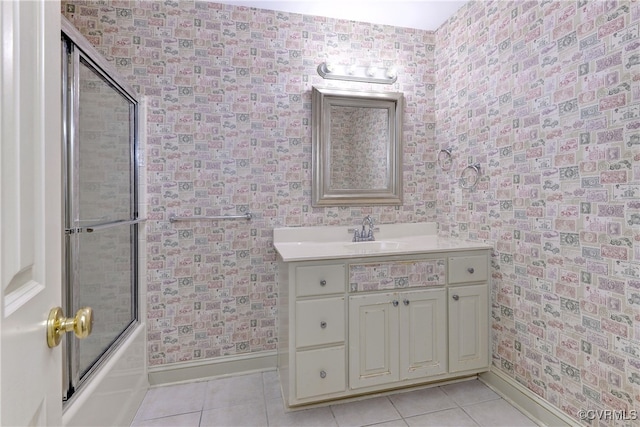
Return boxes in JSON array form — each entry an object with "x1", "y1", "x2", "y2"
[
  {"x1": 459, "y1": 163, "x2": 481, "y2": 189},
  {"x1": 437, "y1": 148, "x2": 453, "y2": 170}
]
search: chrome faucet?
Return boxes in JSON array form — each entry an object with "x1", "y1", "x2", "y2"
[{"x1": 352, "y1": 215, "x2": 376, "y2": 242}]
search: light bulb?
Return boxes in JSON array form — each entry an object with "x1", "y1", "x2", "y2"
[
  {"x1": 324, "y1": 62, "x2": 335, "y2": 73},
  {"x1": 386, "y1": 67, "x2": 397, "y2": 79},
  {"x1": 366, "y1": 66, "x2": 376, "y2": 77}
]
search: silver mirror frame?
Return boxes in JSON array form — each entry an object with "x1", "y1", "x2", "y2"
[{"x1": 311, "y1": 86, "x2": 403, "y2": 206}]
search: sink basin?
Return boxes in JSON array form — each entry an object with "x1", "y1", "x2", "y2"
[{"x1": 344, "y1": 241, "x2": 403, "y2": 252}]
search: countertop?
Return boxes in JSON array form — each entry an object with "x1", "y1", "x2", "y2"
[{"x1": 273, "y1": 223, "x2": 493, "y2": 262}]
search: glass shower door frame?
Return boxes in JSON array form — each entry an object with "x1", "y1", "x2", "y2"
[{"x1": 62, "y1": 33, "x2": 140, "y2": 403}]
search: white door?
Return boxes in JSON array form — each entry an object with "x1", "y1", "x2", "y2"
[
  {"x1": 349, "y1": 292, "x2": 399, "y2": 389},
  {"x1": 399, "y1": 289, "x2": 447, "y2": 380},
  {"x1": 0, "y1": 1, "x2": 63, "y2": 425}
]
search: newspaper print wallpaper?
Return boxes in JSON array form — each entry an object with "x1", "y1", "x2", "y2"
[
  {"x1": 61, "y1": 1, "x2": 439, "y2": 365},
  {"x1": 435, "y1": 1, "x2": 639, "y2": 425}
]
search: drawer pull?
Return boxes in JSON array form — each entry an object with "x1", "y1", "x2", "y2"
[
  {"x1": 392, "y1": 300, "x2": 399, "y2": 307},
  {"x1": 320, "y1": 321, "x2": 327, "y2": 329},
  {"x1": 452, "y1": 294, "x2": 459, "y2": 301},
  {"x1": 467, "y1": 267, "x2": 475, "y2": 274},
  {"x1": 320, "y1": 370, "x2": 327, "y2": 379},
  {"x1": 403, "y1": 299, "x2": 410, "y2": 306},
  {"x1": 320, "y1": 280, "x2": 327, "y2": 286}
]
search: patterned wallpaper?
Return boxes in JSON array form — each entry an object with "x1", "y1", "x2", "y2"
[
  {"x1": 330, "y1": 106, "x2": 390, "y2": 189},
  {"x1": 435, "y1": 1, "x2": 639, "y2": 425},
  {"x1": 61, "y1": 1, "x2": 438, "y2": 366},
  {"x1": 62, "y1": 1, "x2": 640, "y2": 423},
  {"x1": 349, "y1": 259, "x2": 446, "y2": 292}
]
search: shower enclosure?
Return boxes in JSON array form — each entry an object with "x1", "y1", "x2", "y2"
[{"x1": 62, "y1": 23, "x2": 142, "y2": 403}]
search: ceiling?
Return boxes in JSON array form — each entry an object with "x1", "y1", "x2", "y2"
[{"x1": 214, "y1": 1, "x2": 469, "y2": 31}]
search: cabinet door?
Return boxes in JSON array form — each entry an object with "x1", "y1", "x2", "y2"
[
  {"x1": 449, "y1": 284, "x2": 489, "y2": 372},
  {"x1": 399, "y1": 289, "x2": 447, "y2": 380},
  {"x1": 349, "y1": 292, "x2": 399, "y2": 389}
]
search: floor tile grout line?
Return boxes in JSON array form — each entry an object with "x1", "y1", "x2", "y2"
[
  {"x1": 386, "y1": 393, "x2": 409, "y2": 423},
  {"x1": 459, "y1": 403, "x2": 487, "y2": 427},
  {"x1": 435, "y1": 384, "x2": 464, "y2": 410},
  {"x1": 453, "y1": 403, "x2": 480, "y2": 427},
  {"x1": 438, "y1": 381, "x2": 503, "y2": 407},
  {"x1": 328, "y1": 402, "x2": 339, "y2": 427},
  {"x1": 134, "y1": 410, "x2": 204, "y2": 424},
  {"x1": 329, "y1": 401, "x2": 343, "y2": 426},
  {"x1": 381, "y1": 395, "x2": 403, "y2": 425}
]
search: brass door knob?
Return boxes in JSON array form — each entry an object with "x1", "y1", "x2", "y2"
[{"x1": 47, "y1": 306, "x2": 93, "y2": 348}]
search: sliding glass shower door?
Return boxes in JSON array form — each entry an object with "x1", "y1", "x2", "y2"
[{"x1": 62, "y1": 32, "x2": 140, "y2": 401}]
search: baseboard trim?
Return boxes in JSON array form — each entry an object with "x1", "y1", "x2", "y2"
[
  {"x1": 148, "y1": 351, "x2": 277, "y2": 386},
  {"x1": 479, "y1": 369, "x2": 578, "y2": 427}
]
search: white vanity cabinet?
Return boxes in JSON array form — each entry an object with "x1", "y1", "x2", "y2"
[
  {"x1": 278, "y1": 261, "x2": 348, "y2": 406},
  {"x1": 448, "y1": 284, "x2": 488, "y2": 372},
  {"x1": 447, "y1": 254, "x2": 489, "y2": 372},
  {"x1": 274, "y1": 223, "x2": 492, "y2": 408},
  {"x1": 349, "y1": 288, "x2": 447, "y2": 389}
]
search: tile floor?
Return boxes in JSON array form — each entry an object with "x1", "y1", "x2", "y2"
[{"x1": 131, "y1": 371, "x2": 538, "y2": 427}]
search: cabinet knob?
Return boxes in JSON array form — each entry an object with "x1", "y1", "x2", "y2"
[
  {"x1": 467, "y1": 267, "x2": 475, "y2": 274},
  {"x1": 320, "y1": 370, "x2": 326, "y2": 379},
  {"x1": 452, "y1": 294, "x2": 459, "y2": 301},
  {"x1": 403, "y1": 299, "x2": 410, "y2": 306},
  {"x1": 320, "y1": 280, "x2": 327, "y2": 286},
  {"x1": 320, "y1": 321, "x2": 327, "y2": 329},
  {"x1": 392, "y1": 300, "x2": 399, "y2": 307}
]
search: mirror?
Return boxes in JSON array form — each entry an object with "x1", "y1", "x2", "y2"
[{"x1": 312, "y1": 86, "x2": 403, "y2": 206}]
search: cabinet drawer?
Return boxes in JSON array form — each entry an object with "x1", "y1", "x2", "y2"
[
  {"x1": 448, "y1": 255, "x2": 488, "y2": 284},
  {"x1": 296, "y1": 297, "x2": 345, "y2": 348},
  {"x1": 296, "y1": 264, "x2": 345, "y2": 297},
  {"x1": 296, "y1": 346, "x2": 346, "y2": 399}
]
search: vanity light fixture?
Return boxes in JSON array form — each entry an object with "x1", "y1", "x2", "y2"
[{"x1": 317, "y1": 62, "x2": 398, "y2": 84}]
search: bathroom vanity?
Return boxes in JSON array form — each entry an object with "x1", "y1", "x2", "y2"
[{"x1": 274, "y1": 223, "x2": 493, "y2": 407}]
